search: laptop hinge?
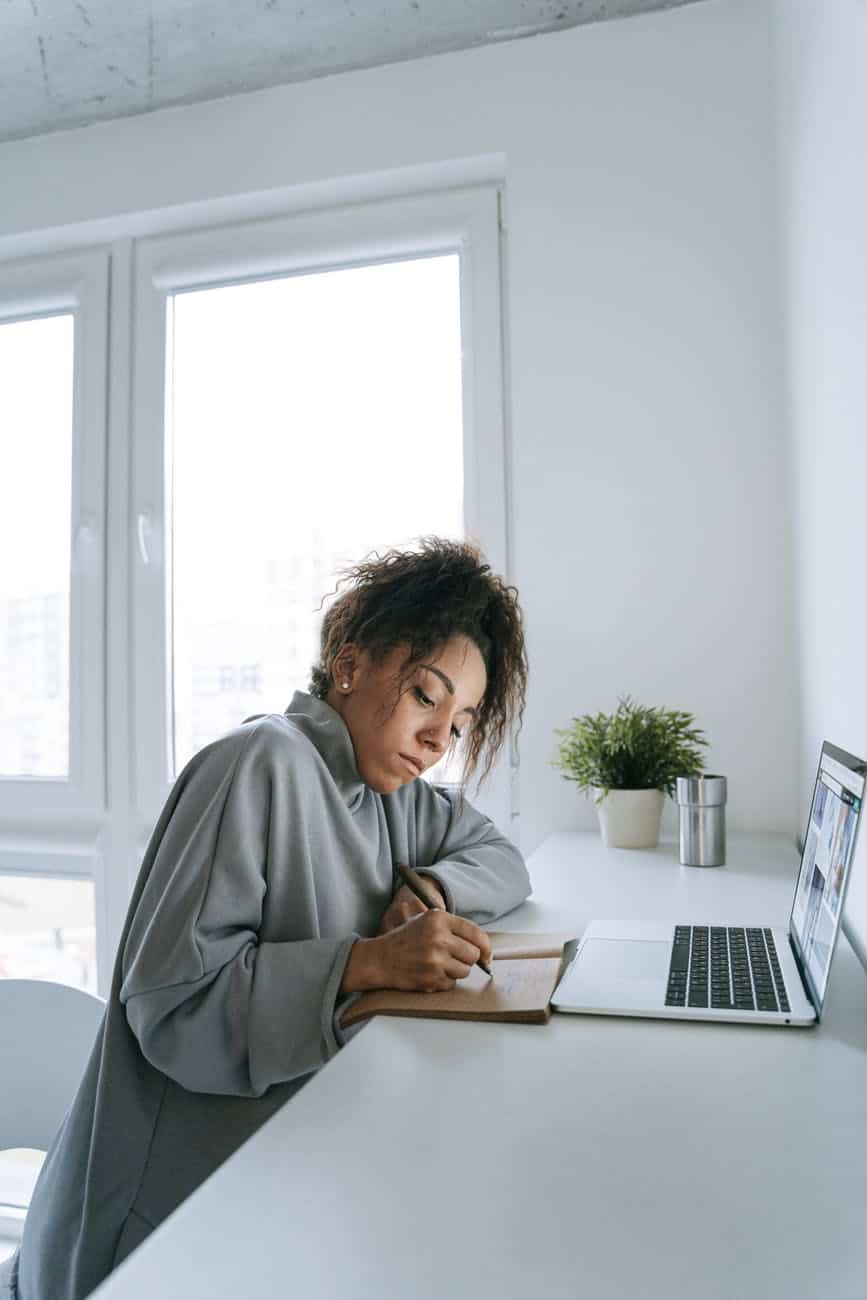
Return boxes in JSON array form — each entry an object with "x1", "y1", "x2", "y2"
[{"x1": 788, "y1": 929, "x2": 817, "y2": 1012}]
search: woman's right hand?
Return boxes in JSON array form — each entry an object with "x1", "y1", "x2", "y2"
[{"x1": 341, "y1": 910, "x2": 492, "y2": 994}]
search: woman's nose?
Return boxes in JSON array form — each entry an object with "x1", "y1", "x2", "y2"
[{"x1": 421, "y1": 719, "x2": 450, "y2": 751}]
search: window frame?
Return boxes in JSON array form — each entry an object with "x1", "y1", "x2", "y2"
[
  {"x1": 0, "y1": 249, "x2": 108, "y2": 826},
  {"x1": 131, "y1": 186, "x2": 512, "y2": 833}
]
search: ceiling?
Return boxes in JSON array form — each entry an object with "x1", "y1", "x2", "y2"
[{"x1": 1, "y1": 0, "x2": 709, "y2": 146}]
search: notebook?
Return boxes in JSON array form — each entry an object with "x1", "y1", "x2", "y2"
[
  {"x1": 552, "y1": 741, "x2": 865, "y2": 1027},
  {"x1": 340, "y1": 932, "x2": 573, "y2": 1027}
]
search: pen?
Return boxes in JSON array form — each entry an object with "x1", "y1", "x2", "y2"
[{"x1": 396, "y1": 861, "x2": 493, "y2": 979}]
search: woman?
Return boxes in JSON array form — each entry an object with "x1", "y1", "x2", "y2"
[{"x1": 4, "y1": 537, "x2": 530, "y2": 1300}]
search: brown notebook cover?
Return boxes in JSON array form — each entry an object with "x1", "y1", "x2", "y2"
[{"x1": 340, "y1": 932, "x2": 574, "y2": 1028}]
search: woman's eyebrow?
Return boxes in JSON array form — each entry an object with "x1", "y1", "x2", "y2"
[{"x1": 420, "y1": 665, "x2": 479, "y2": 716}]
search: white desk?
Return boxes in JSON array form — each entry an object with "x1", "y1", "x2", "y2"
[{"x1": 92, "y1": 833, "x2": 867, "y2": 1300}]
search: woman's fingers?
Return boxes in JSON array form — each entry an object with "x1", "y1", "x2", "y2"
[
  {"x1": 374, "y1": 908, "x2": 492, "y2": 991},
  {"x1": 369, "y1": 878, "x2": 495, "y2": 987},
  {"x1": 442, "y1": 913, "x2": 492, "y2": 966},
  {"x1": 414, "y1": 911, "x2": 489, "y2": 978},
  {"x1": 443, "y1": 932, "x2": 485, "y2": 969}
]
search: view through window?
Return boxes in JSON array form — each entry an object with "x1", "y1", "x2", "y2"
[
  {"x1": 0, "y1": 873, "x2": 96, "y2": 991},
  {"x1": 0, "y1": 314, "x2": 73, "y2": 779},
  {"x1": 169, "y1": 254, "x2": 466, "y2": 782}
]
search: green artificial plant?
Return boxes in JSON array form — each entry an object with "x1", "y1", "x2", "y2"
[{"x1": 552, "y1": 695, "x2": 707, "y2": 802}]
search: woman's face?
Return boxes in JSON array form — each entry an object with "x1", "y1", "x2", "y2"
[{"x1": 326, "y1": 635, "x2": 487, "y2": 794}]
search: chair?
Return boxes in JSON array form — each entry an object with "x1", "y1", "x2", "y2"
[{"x1": 0, "y1": 980, "x2": 105, "y2": 1243}]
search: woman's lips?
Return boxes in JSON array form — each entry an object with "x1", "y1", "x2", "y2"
[{"x1": 399, "y1": 754, "x2": 422, "y2": 777}]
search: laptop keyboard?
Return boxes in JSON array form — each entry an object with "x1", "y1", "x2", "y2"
[{"x1": 665, "y1": 925, "x2": 791, "y2": 1013}]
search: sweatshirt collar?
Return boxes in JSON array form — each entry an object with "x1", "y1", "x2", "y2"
[{"x1": 284, "y1": 690, "x2": 367, "y2": 811}]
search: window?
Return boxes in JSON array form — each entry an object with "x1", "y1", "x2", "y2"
[
  {"x1": 0, "y1": 250, "x2": 108, "y2": 825},
  {"x1": 0, "y1": 184, "x2": 510, "y2": 994},
  {"x1": 167, "y1": 255, "x2": 464, "y2": 774},
  {"x1": 0, "y1": 251, "x2": 109, "y2": 999},
  {"x1": 0, "y1": 314, "x2": 74, "y2": 779},
  {"x1": 134, "y1": 187, "x2": 510, "y2": 834},
  {"x1": 0, "y1": 872, "x2": 97, "y2": 992}
]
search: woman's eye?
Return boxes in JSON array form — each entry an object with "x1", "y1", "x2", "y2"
[{"x1": 414, "y1": 685, "x2": 462, "y2": 740}]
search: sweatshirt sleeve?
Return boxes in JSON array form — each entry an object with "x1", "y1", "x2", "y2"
[
  {"x1": 413, "y1": 783, "x2": 532, "y2": 924},
  {"x1": 119, "y1": 727, "x2": 360, "y2": 1099}
]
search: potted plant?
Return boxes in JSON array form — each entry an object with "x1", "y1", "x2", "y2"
[{"x1": 552, "y1": 696, "x2": 708, "y2": 849}]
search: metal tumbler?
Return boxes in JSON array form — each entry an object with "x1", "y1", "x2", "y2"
[{"x1": 676, "y1": 775, "x2": 727, "y2": 867}]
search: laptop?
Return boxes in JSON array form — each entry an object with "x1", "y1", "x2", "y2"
[{"x1": 552, "y1": 741, "x2": 866, "y2": 1026}]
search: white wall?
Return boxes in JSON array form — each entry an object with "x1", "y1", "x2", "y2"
[
  {"x1": 774, "y1": 0, "x2": 867, "y2": 965},
  {"x1": 0, "y1": 0, "x2": 797, "y2": 856}
]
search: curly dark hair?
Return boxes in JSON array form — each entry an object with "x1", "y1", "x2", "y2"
[{"x1": 309, "y1": 536, "x2": 528, "y2": 790}]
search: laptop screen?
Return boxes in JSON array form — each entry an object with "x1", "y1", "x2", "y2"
[{"x1": 789, "y1": 743, "x2": 865, "y2": 1012}]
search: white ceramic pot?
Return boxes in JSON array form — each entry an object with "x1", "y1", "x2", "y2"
[{"x1": 592, "y1": 787, "x2": 665, "y2": 849}]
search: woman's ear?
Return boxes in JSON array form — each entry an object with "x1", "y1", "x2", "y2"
[{"x1": 331, "y1": 643, "x2": 363, "y2": 692}]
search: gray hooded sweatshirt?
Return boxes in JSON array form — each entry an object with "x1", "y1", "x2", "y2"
[{"x1": 3, "y1": 690, "x2": 530, "y2": 1300}]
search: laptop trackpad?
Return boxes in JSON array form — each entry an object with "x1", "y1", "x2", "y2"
[{"x1": 577, "y1": 937, "x2": 671, "y2": 981}]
